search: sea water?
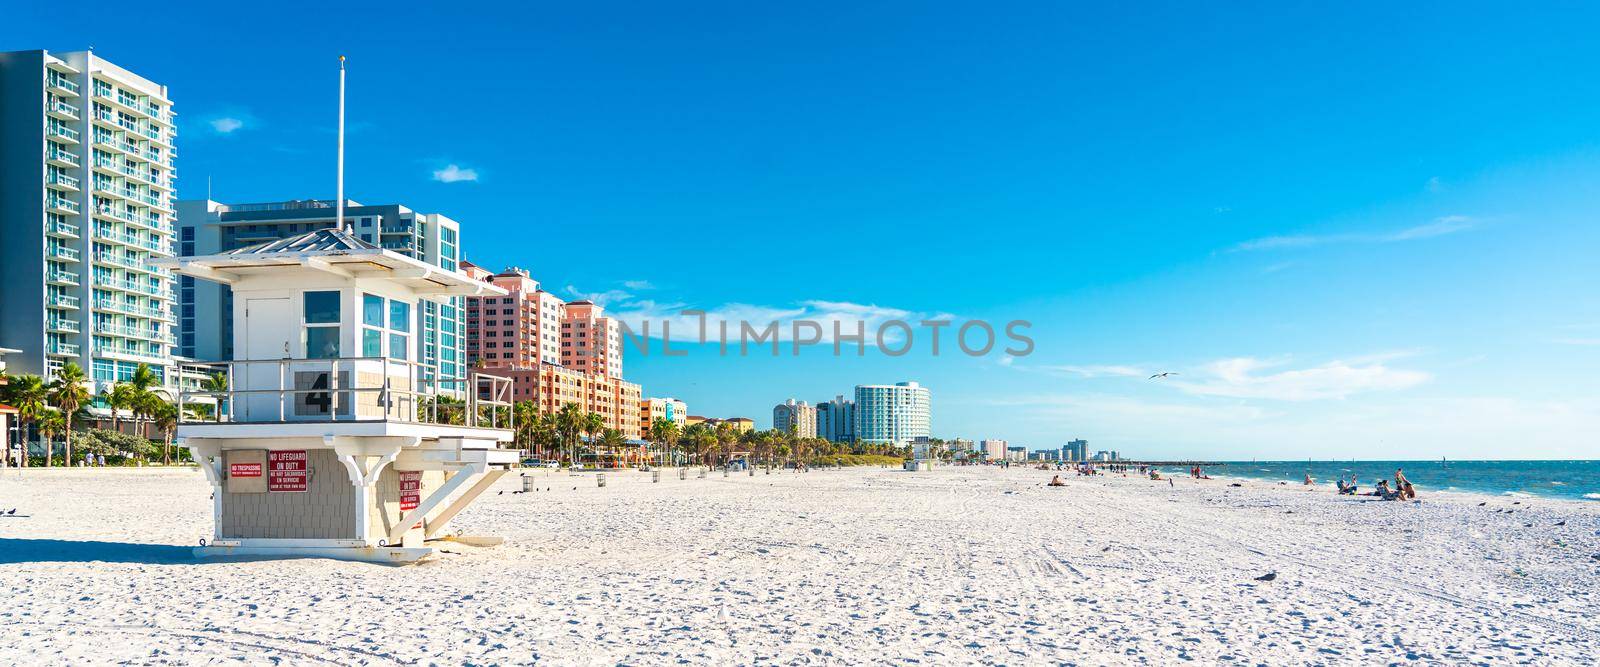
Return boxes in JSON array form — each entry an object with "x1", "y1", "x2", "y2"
[{"x1": 1202, "y1": 460, "x2": 1599, "y2": 501}]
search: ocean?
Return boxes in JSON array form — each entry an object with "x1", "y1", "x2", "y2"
[{"x1": 1187, "y1": 460, "x2": 1600, "y2": 501}]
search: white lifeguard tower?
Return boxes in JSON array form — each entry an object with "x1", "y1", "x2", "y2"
[{"x1": 156, "y1": 228, "x2": 514, "y2": 563}]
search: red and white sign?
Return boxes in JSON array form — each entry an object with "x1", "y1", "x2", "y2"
[
  {"x1": 398, "y1": 471, "x2": 422, "y2": 512},
  {"x1": 268, "y1": 450, "x2": 309, "y2": 492},
  {"x1": 228, "y1": 462, "x2": 263, "y2": 478}
]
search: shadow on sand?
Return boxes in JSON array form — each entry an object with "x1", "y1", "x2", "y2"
[{"x1": 0, "y1": 538, "x2": 199, "y2": 565}]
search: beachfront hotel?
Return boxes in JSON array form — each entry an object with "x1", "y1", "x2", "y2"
[
  {"x1": 460, "y1": 263, "x2": 643, "y2": 438},
  {"x1": 175, "y1": 199, "x2": 467, "y2": 395},
  {"x1": 642, "y1": 397, "x2": 688, "y2": 428},
  {"x1": 772, "y1": 398, "x2": 817, "y2": 438},
  {"x1": 854, "y1": 381, "x2": 931, "y2": 444},
  {"x1": 982, "y1": 438, "x2": 1008, "y2": 461},
  {"x1": 0, "y1": 49, "x2": 177, "y2": 387}
]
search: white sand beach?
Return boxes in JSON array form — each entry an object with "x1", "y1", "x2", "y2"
[{"x1": 1, "y1": 465, "x2": 1596, "y2": 665}]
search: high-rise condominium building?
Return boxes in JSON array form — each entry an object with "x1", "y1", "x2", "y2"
[
  {"x1": 0, "y1": 50, "x2": 177, "y2": 387},
  {"x1": 982, "y1": 439, "x2": 1008, "y2": 461},
  {"x1": 1065, "y1": 439, "x2": 1088, "y2": 462},
  {"x1": 854, "y1": 381, "x2": 931, "y2": 444},
  {"x1": 461, "y1": 262, "x2": 564, "y2": 369},
  {"x1": 816, "y1": 394, "x2": 855, "y2": 443},
  {"x1": 772, "y1": 399, "x2": 817, "y2": 438},
  {"x1": 175, "y1": 199, "x2": 467, "y2": 394},
  {"x1": 560, "y1": 301, "x2": 622, "y2": 379}
]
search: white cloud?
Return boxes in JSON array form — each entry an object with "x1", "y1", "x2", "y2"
[
  {"x1": 209, "y1": 117, "x2": 244, "y2": 134},
  {"x1": 1168, "y1": 356, "x2": 1429, "y2": 401},
  {"x1": 622, "y1": 280, "x2": 655, "y2": 290},
  {"x1": 1230, "y1": 216, "x2": 1475, "y2": 252},
  {"x1": 1035, "y1": 364, "x2": 1148, "y2": 378},
  {"x1": 431, "y1": 164, "x2": 479, "y2": 183}
]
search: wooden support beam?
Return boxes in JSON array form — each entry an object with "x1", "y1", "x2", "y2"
[
  {"x1": 423, "y1": 469, "x2": 506, "y2": 539},
  {"x1": 386, "y1": 462, "x2": 484, "y2": 545}
]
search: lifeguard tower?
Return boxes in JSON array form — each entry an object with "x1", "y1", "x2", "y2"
[{"x1": 156, "y1": 227, "x2": 515, "y2": 563}]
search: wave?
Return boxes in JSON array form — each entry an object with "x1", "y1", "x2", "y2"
[{"x1": 1584, "y1": 493, "x2": 1600, "y2": 501}]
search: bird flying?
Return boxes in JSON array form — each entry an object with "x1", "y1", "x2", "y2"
[{"x1": 1149, "y1": 372, "x2": 1179, "y2": 379}]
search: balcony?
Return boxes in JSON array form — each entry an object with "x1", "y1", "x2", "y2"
[
  {"x1": 95, "y1": 342, "x2": 162, "y2": 360},
  {"x1": 47, "y1": 171, "x2": 80, "y2": 191},
  {"x1": 95, "y1": 298, "x2": 165, "y2": 319},
  {"x1": 95, "y1": 321, "x2": 165, "y2": 341},
  {"x1": 48, "y1": 123, "x2": 79, "y2": 143},
  {"x1": 46, "y1": 147, "x2": 80, "y2": 168},
  {"x1": 47, "y1": 317, "x2": 81, "y2": 334},
  {"x1": 48, "y1": 268, "x2": 79, "y2": 285},
  {"x1": 47, "y1": 74, "x2": 79, "y2": 95},
  {"x1": 48, "y1": 99, "x2": 80, "y2": 120},
  {"x1": 48, "y1": 195, "x2": 80, "y2": 215},
  {"x1": 48, "y1": 219, "x2": 81, "y2": 238},
  {"x1": 93, "y1": 224, "x2": 171, "y2": 255},
  {"x1": 48, "y1": 244, "x2": 80, "y2": 262},
  {"x1": 49, "y1": 293, "x2": 80, "y2": 310},
  {"x1": 47, "y1": 341, "x2": 81, "y2": 357},
  {"x1": 100, "y1": 277, "x2": 166, "y2": 298}
]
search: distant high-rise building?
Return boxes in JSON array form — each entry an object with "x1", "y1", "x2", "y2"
[
  {"x1": 773, "y1": 398, "x2": 817, "y2": 438},
  {"x1": 1065, "y1": 439, "x2": 1089, "y2": 462},
  {"x1": 854, "y1": 381, "x2": 930, "y2": 444},
  {"x1": 981, "y1": 439, "x2": 1008, "y2": 461},
  {"x1": 504, "y1": 362, "x2": 642, "y2": 438},
  {"x1": 175, "y1": 199, "x2": 466, "y2": 394},
  {"x1": 460, "y1": 263, "x2": 565, "y2": 369},
  {"x1": 0, "y1": 50, "x2": 178, "y2": 387},
  {"x1": 560, "y1": 301, "x2": 622, "y2": 379},
  {"x1": 1006, "y1": 446, "x2": 1028, "y2": 462},
  {"x1": 816, "y1": 394, "x2": 855, "y2": 443}
]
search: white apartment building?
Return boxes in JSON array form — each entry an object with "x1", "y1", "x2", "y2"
[
  {"x1": 0, "y1": 49, "x2": 178, "y2": 389},
  {"x1": 773, "y1": 398, "x2": 817, "y2": 438},
  {"x1": 854, "y1": 381, "x2": 931, "y2": 444}
]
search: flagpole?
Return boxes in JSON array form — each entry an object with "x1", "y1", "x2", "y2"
[{"x1": 336, "y1": 55, "x2": 346, "y2": 232}]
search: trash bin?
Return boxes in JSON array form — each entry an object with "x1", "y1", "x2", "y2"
[
  {"x1": 697, "y1": 468, "x2": 707, "y2": 479},
  {"x1": 522, "y1": 476, "x2": 536, "y2": 492},
  {"x1": 652, "y1": 470, "x2": 661, "y2": 483},
  {"x1": 678, "y1": 468, "x2": 687, "y2": 480},
  {"x1": 597, "y1": 473, "x2": 607, "y2": 488}
]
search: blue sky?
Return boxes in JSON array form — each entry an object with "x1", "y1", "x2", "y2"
[{"x1": 10, "y1": 2, "x2": 1599, "y2": 458}]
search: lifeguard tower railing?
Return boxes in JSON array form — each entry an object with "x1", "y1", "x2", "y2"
[{"x1": 177, "y1": 357, "x2": 513, "y2": 430}]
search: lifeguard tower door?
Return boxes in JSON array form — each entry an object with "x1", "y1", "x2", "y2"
[{"x1": 242, "y1": 297, "x2": 294, "y2": 422}]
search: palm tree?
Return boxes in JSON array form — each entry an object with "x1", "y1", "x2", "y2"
[
  {"x1": 648, "y1": 417, "x2": 679, "y2": 467},
  {"x1": 127, "y1": 363, "x2": 160, "y2": 438},
  {"x1": 555, "y1": 402, "x2": 583, "y2": 466},
  {"x1": 37, "y1": 411, "x2": 67, "y2": 466},
  {"x1": 200, "y1": 372, "x2": 229, "y2": 421},
  {"x1": 49, "y1": 362, "x2": 90, "y2": 468},
  {"x1": 153, "y1": 401, "x2": 179, "y2": 465},
  {"x1": 106, "y1": 383, "x2": 136, "y2": 434},
  {"x1": 7, "y1": 375, "x2": 50, "y2": 467},
  {"x1": 513, "y1": 401, "x2": 540, "y2": 458},
  {"x1": 598, "y1": 428, "x2": 626, "y2": 466},
  {"x1": 582, "y1": 411, "x2": 604, "y2": 457}
]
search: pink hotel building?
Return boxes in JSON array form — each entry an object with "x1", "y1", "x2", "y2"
[{"x1": 462, "y1": 262, "x2": 641, "y2": 438}]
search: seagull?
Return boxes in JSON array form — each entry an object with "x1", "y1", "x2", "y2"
[
  {"x1": 1149, "y1": 372, "x2": 1179, "y2": 380},
  {"x1": 1254, "y1": 572, "x2": 1277, "y2": 582}
]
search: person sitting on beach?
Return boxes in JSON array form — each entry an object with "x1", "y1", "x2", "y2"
[
  {"x1": 1048, "y1": 475, "x2": 1065, "y2": 487},
  {"x1": 1304, "y1": 473, "x2": 1314, "y2": 485}
]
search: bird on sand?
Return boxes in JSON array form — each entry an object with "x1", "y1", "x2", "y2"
[
  {"x1": 1149, "y1": 372, "x2": 1179, "y2": 380},
  {"x1": 1254, "y1": 572, "x2": 1277, "y2": 582}
]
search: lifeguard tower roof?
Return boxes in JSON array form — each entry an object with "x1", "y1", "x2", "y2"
[{"x1": 158, "y1": 228, "x2": 502, "y2": 298}]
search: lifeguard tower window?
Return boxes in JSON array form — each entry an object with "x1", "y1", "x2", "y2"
[{"x1": 304, "y1": 291, "x2": 341, "y2": 359}]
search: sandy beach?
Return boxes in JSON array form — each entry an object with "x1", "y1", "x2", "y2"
[{"x1": 1, "y1": 464, "x2": 1596, "y2": 665}]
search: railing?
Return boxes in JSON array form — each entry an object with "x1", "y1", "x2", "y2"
[
  {"x1": 48, "y1": 74, "x2": 79, "y2": 93},
  {"x1": 49, "y1": 123, "x2": 79, "y2": 142},
  {"x1": 48, "y1": 171, "x2": 80, "y2": 189},
  {"x1": 48, "y1": 269, "x2": 79, "y2": 284},
  {"x1": 48, "y1": 317, "x2": 80, "y2": 333},
  {"x1": 47, "y1": 147, "x2": 80, "y2": 167},
  {"x1": 51, "y1": 100, "x2": 80, "y2": 117},
  {"x1": 49, "y1": 293, "x2": 79, "y2": 309},
  {"x1": 47, "y1": 341, "x2": 80, "y2": 356},
  {"x1": 178, "y1": 357, "x2": 515, "y2": 430},
  {"x1": 48, "y1": 195, "x2": 80, "y2": 214},
  {"x1": 48, "y1": 244, "x2": 80, "y2": 261}
]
